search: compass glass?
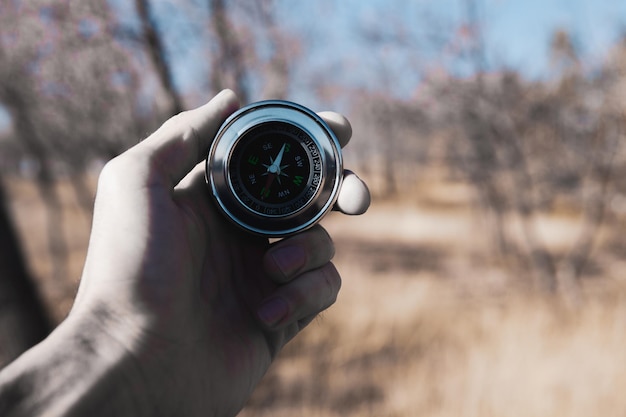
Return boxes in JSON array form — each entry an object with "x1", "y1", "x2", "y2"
[
  {"x1": 229, "y1": 121, "x2": 323, "y2": 217},
  {"x1": 207, "y1": 100, "x2": 343, "y2": 237}
]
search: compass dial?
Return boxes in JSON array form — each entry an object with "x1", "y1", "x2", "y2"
[
  {"x1": 230, "y1": 122, "x2": 321, "y2": 216},
  {"x1": 206, "y1": 100, "x2": 343, "y2": 237}
]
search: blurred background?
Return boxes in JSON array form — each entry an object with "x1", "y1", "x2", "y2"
[{"x1": 1, "y1": 0, "x2": 626, "y2": 415}]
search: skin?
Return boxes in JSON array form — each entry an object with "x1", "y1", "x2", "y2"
[{"x1": 0, "y1": 90, "x2": 370, "y2": 417}]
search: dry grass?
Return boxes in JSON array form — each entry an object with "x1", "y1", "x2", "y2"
[
  {"x1": 243, "y1": 274, "x2": 626, "y2": 416},
  {"x1": 5, "y1": 174, "x2": 626, "y2": 416}
]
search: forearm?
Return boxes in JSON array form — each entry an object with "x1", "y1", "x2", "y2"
[{"x1": 0, "y1": 313, "x2": 152, "y2": 417}]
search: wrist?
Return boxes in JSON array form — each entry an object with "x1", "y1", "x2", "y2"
[{"x1": 0, "y1": 307, "x2": 153, "y2": 417}]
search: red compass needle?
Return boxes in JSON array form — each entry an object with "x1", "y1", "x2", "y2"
[{"x1": 261, "y1": 173, "x2": 275, "y2": 199}]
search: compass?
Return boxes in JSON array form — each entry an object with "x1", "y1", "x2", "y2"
[{"x1": 205, "y1": 100, "x2": 343, "y2": 237}]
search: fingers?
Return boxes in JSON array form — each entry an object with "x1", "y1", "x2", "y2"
[
  {"x1": 263, "y1": 225, "x2": 335, "y2": 283},
  {"x1": 116, "y1": 92, "x2": 358, "y2": 198},
  {"x1": 258, "y1": 226, "x2": 340, "y2": 329},
  {"x1": 334, "y1": 170, "x2": 371, "y2": 215},
  {"x1": 257, "y1": 263, "x2": 341, "y2": 329},
  {"x1": 130, "y1": 89, "x2": 240, "y2": 188},
  {"x1": 318, "y1": 111, "x2": 352, "y2": 148},
  {"x1": 315, "y1": 113, "x2": 370, "y2": 215}
]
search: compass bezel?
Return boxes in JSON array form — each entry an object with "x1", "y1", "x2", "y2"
[{"x1": 206, "y1": 100, "x2": 343, "y2": 237}]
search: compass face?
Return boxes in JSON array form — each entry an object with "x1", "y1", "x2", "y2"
[
  {"x1": 229, "y1": 122, "x2": 322, "y2": 217},
  {"x1": 206, "y1": 100, "x2": 343, "y2": 237}
]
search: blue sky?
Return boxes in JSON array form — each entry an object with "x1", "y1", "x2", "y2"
[
  {"x1": 272, "y1": 0, "x2": 626, "y2": 103},
  {"x1": 482, "y1": 0, "x2": 626, "y2": 76},
  {"x1": 115, "y1": 0, "x2": 626, "y2": 106}
]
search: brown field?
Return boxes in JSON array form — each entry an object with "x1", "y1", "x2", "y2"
[{"x1": 6, "y1": 173, "x2": 626, "y2": 417}]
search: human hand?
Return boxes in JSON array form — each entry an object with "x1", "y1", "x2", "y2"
[{"x1": 66, "y1": 90, "x2": 369, "y2": 416}]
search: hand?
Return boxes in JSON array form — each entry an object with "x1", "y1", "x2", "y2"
[{"x1": 63, "y1": 90, "x2": 369, "y2": 416}]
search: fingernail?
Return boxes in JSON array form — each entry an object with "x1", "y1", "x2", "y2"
[
  {"x1": 258, "y1": 297, "x2": 289, "y2": 327},
  {"x1": 271, "y1": 245, "x2": 306, "y2": 277}
]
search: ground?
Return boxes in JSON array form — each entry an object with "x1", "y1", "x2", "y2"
[{"x1": 6, "y1": 172, "x2": 626, "y2": 417}]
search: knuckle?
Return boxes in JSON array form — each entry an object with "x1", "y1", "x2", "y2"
[
  {"x1": 97, "y1": 156, "x2": 126, "y2": 192},
  {"x1": 288, "y1": 284, "x2": 308, "y2": 308},
  {"x1": 308, "y1": 226, "x2": 335, "y2": 264},
  {"x1": 321, "y1": 263, "x2": 341, "y2": 305},
  {"x1": 97, "y1": 150, "x2": 149, "y2": 194},
  {"x1": 160, "y1": 110, "x2": 187, "y2": 130}
]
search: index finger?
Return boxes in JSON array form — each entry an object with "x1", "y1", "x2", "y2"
[{"x1": 318, "y1": 111, "x2": 352, "y2": 148}]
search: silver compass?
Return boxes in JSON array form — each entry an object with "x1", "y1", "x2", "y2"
[{"x1": 205, "y1": 100, "x2": 343, "y2": 237}]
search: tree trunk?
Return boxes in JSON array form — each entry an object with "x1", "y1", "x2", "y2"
[
  {"x1": 209, "y1": 0, "x2": 250, "y2": 103},
  {"x1": 0, "y1": 178, "x2": 52, "y2": 369},
  {"x1": 135, "y1": 0, "x2": 184, "y2": 116}
]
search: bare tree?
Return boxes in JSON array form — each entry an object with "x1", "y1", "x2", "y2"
[
  {"x1": 0, "y1": 0, "x2": 144, "y2": 340},
  {"x1": 208, "y1": 0, "x2": 251, "y2": 102},
  {"x1": 134, "y1": 0, "x2": 184, "y2": 116},
  {"x1": 250, "y1": 0, "x2": 291, "y2": 100},
  {"x1": 0, "y1": 174, "x2": 52, "y2": 369},
  {"x1": 345, "y1": 5, "x2": 625, "y2": 295},
  {"x1": 432, "y1": 29, "x2": 625, "y2": 294}
]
